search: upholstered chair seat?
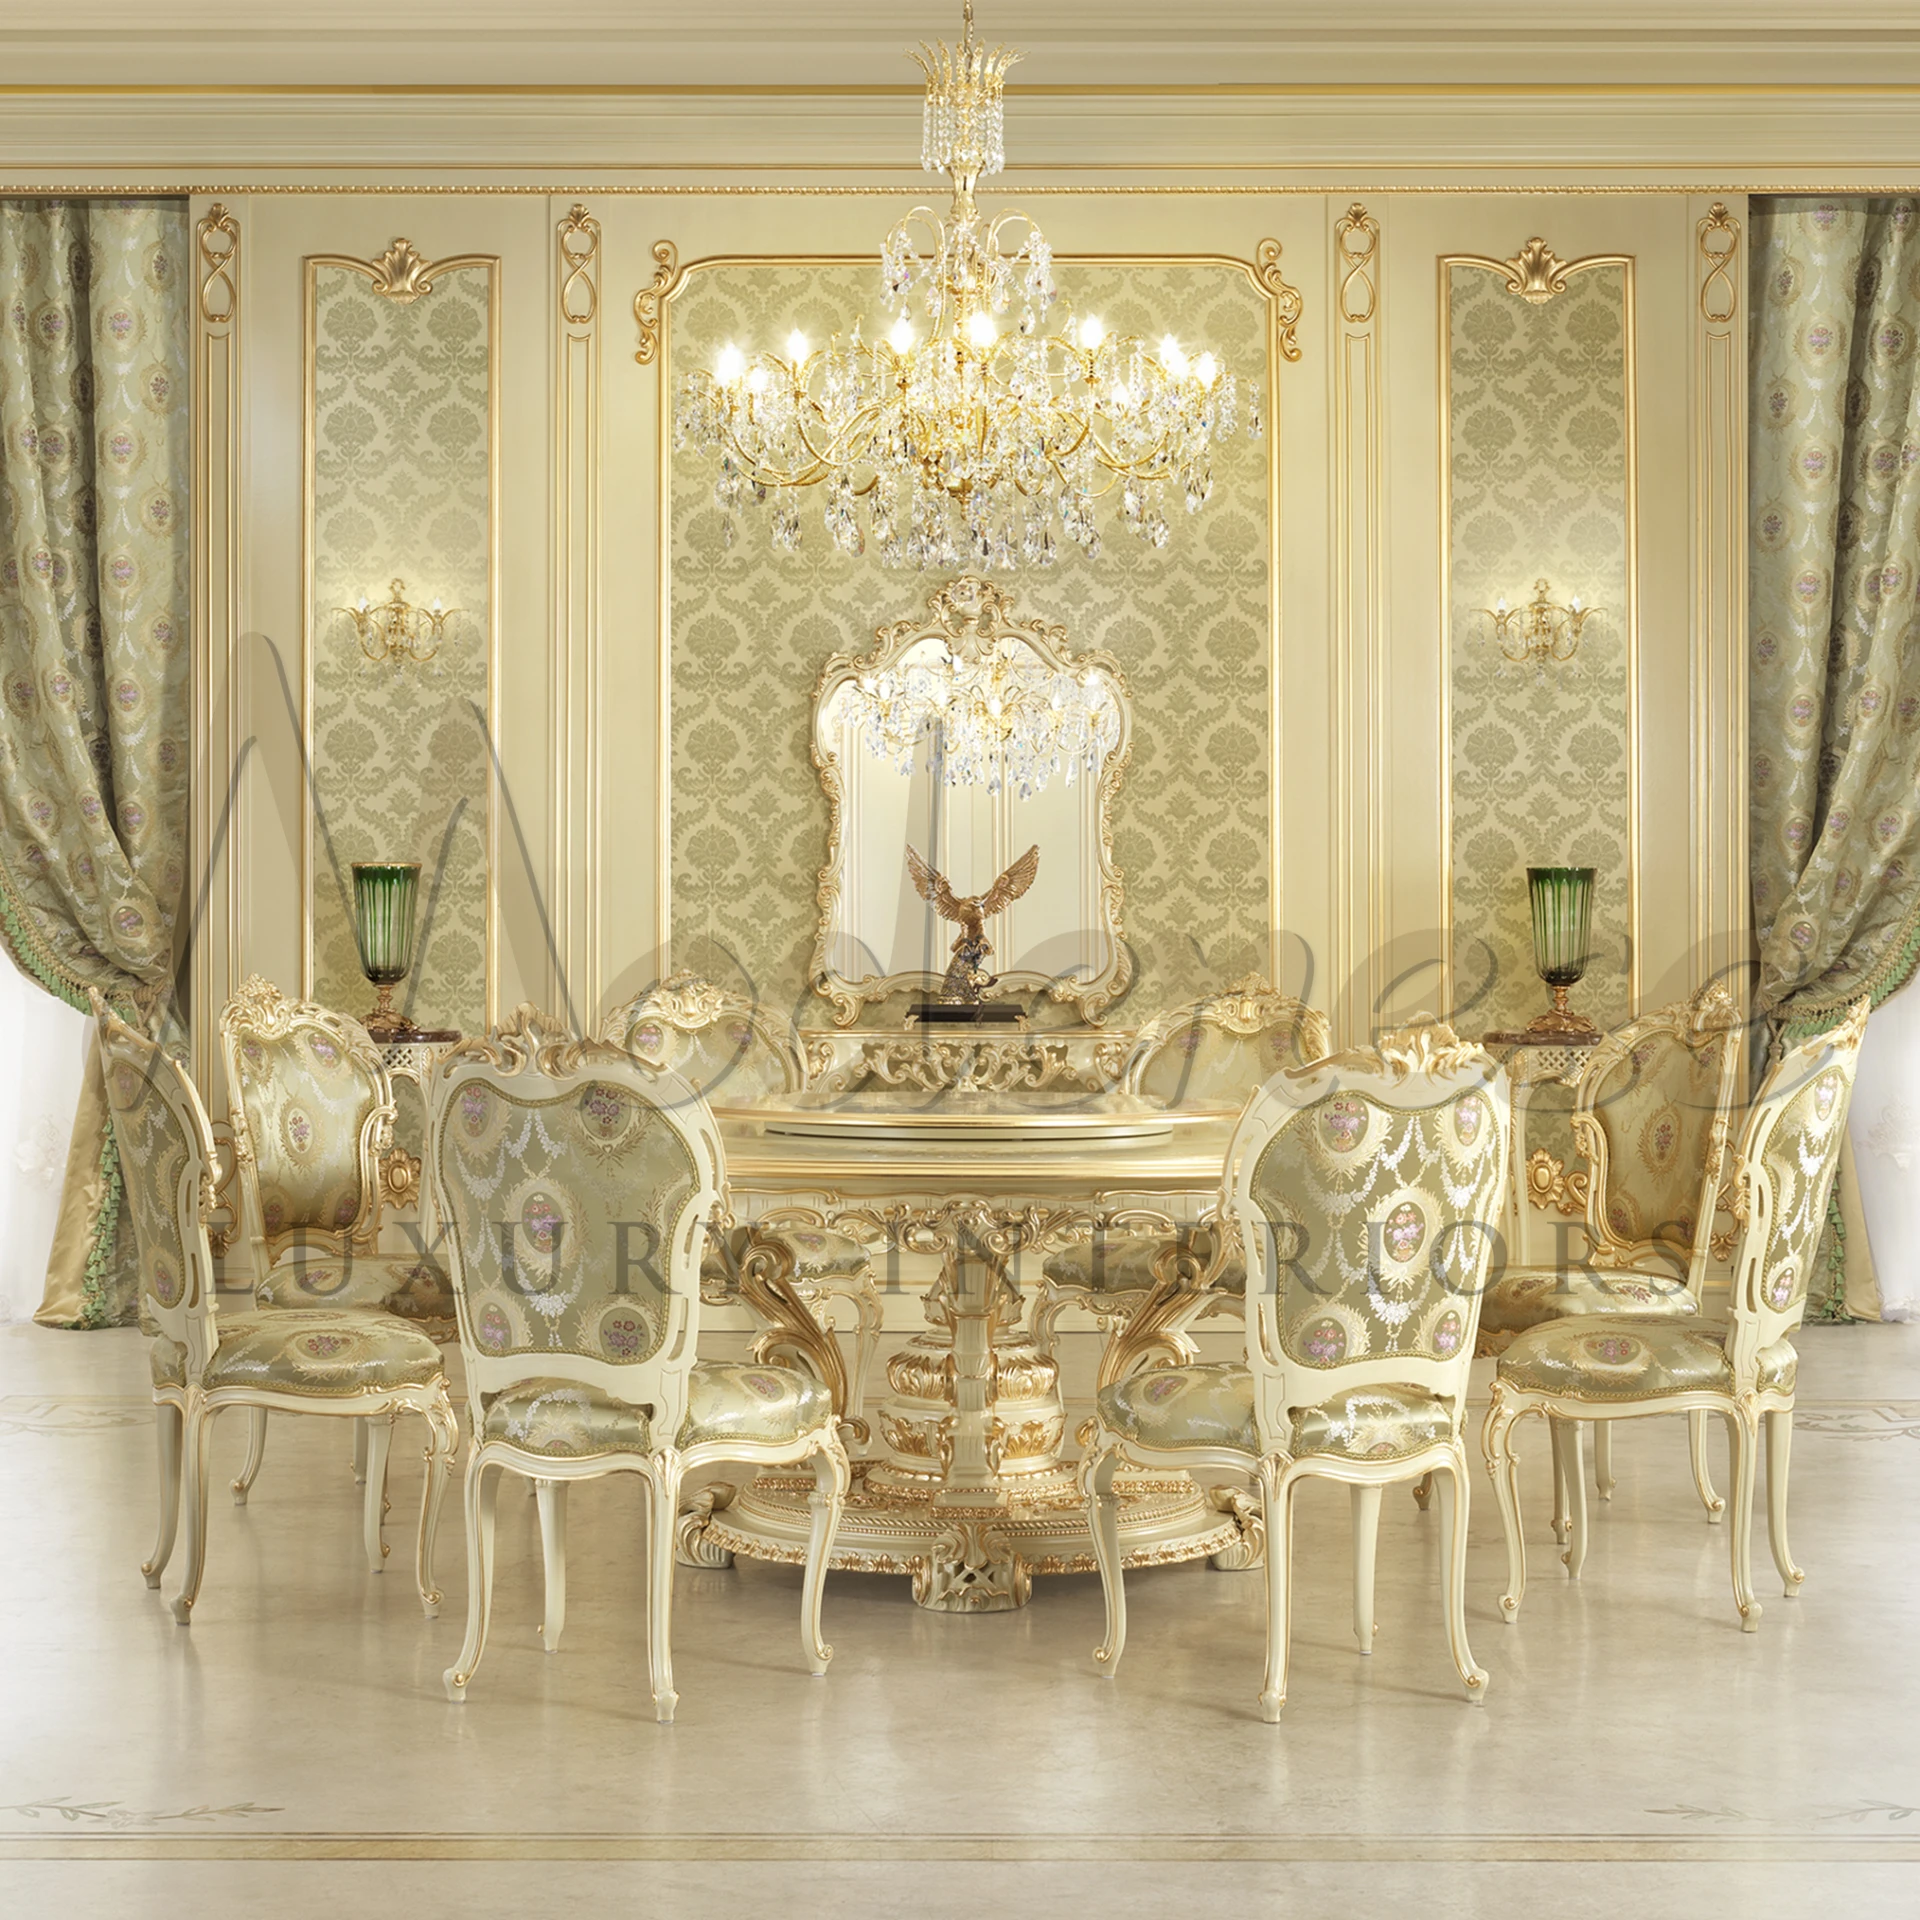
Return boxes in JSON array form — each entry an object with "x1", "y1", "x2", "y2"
[
  {"x1": 150, "y1": 1308, "x2": 446, "y2": 1397},
  {"x1": 1080, "y1": 1024, "x2": 1510, "y2": 1721},
  {"x1": 1483, "y1": 1001, "x2": 1868, "y2": 1633},
  {"x1": 1478, "y1": 1255, "x2": 1694, "y2": 1343},
  {"x1": 1496, "y1": 1320, "x2": 1797, "y2": 1404},
  {"x1": 481, "y1": 1361, "x2": 834, "y2": 1461}
]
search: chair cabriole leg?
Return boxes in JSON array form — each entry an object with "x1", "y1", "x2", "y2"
[
  {"x1": 1350, "y1": 1482, "x2": 1382, "y2": 1654},
  {"x1": 1082, "y1": 1443, "x2": 1127, "y2": 1672},
  {"x1": 232, "y1": 1406, "x2": 268, "y2": 1506},
  {"x1": 1482, "y1": 1399, "x2": 1527, "y2": 1623},
  {"x1": 172, "y1": 1399, "x2": 214, "y2": 1624},
  {"x1": 802, "y1": 1435, "x2": 849, "y2": 1675},
  {"x1": 143, "y1": 1399, "x2": 183, "y2": 1588},
  {"x1": 362, "y1": 1412, "x2": 394, "y2": 1574},
  {"x1": 416, "y1": 1399, "x2": 455, "y2": 1618},
  {"x1": 1728, "y1": 1407, "x2": 1762, "y2": 1630},
  {"x1": 536, "y1": 1480, "x2": 568, "y2": 1652},
  {"x1": 1257, "y1": 1460, "x2": 1293, "y2": 1723},
  {"x1": 1435, "y1": 1452, "x2": 1488, "y2": 1703},
  {"x1": 1690, "y1": 1408, "x2": 1725, "y2": 1522},
  {"x1": 646, "y1": 1452, "x2": 684, "y2": 1723},
  {"x1": 1764, "y1": 1405, "x2": 1804, "y2": 1596},
  {"x1": 443, "y1": 1453, "x2": 498, "y2": 1700}
]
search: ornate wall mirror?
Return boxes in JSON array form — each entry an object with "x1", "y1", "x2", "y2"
[{"x1": 811, "y1": 578, "x2": 1132, "y2": 1028}]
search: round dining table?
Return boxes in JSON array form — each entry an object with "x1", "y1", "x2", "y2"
[{"x1": 675, "y1": 1086, "x2": 1259, "y2": 1612}]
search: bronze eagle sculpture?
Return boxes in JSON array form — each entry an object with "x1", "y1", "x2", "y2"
[{"x1": 906, "y1": 842, "x2": 1041, "y2": 1004}]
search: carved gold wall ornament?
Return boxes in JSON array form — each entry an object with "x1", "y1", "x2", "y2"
[
  {"x1": 1500, "y1": 235, "x2": 1573, "y2": 304},
  {"x1": 1255, "y1": 237, "x2": 1305, "y2": 363},
  {"x1": 362, "y1": 237, "x2": 441, "y2": 303},
  {"x1": 558, "y1": 203, "x2": 601, "y2": 327},
  {"x1": 1335, "y1": 202, "x2": 1379, "y2": 326},
  {"x1": 196, "y1": 203, "x2": 238, "y2": 326},
  {"x1": 1698, "y1": 201, "x2": 1740, "y2": 324},
  {"x1": 632, "y1": 239, "x2": 684, "y2": 365}
]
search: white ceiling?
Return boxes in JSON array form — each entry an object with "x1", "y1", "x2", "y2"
[{"x1": 8, "y1": 1, "x2": 1920, "y2": 88}]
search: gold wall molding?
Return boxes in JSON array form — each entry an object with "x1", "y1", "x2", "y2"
[
  {"x1": 1691, "y1": 196, "x2": 1749, "y2": 1066},
  {"x1": 555, "y1": 202, "x2": 603, "y2": 1024},
  {"x1": 190, "y1": 199, "x2": 243, "y2": 1105},
  {"x1": 300, "y1": 244, "x2": 503, "y2": 1027},
  {"x1": 1331, "y1": 202, "x2": 1383, "y2": 1043},
  {"x1": 647, "y1": 245, "x2": 1298, "y2": 978}
]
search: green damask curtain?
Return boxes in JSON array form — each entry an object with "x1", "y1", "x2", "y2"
[
  {"x1": 0, "y1": 199, "x2": 191, "y2": 1328},
  {"x1": 1750, "y1": 196, "x2": 1920, "y2": 1319}
]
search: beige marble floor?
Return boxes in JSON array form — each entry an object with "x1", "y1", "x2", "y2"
[{"x1": 2, "y1": 1318, "x2": 1918, "y2": 1918}]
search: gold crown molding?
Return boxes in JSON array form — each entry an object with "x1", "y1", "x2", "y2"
[
  {"x1": 11, "y1": 82, "x2": 1920, "y2": 99},
  {"x1": 10, "y1": 178, "x2": 1920, "y2": 196}
]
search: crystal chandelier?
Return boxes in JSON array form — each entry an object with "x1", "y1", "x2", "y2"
[
  {"x1": 673, "y1": 1, "x2": 1258, "y2": 572},
  {"x1": 838, "y1": 634, "x2": 1120, "y2": 800}
]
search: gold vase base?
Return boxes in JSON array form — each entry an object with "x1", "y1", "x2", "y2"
[{"x1": 685, "y1": 1464, "x2": 1243, "y2": 1613}]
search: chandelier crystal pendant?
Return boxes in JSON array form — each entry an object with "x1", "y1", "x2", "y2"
[{"x1": 673, "y1": 1, "x2": 1258, "y2": 572}]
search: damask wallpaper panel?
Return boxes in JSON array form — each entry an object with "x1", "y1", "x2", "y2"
[
  {"x1": 1446, "y1": 261, "x2": 1633, "y2": 1038},
  {"x1": 307, "y1": 261, "x2": 493, "y2": 1034},
  {"x1": 667, "y1": 261, "x2": 1271, "y2": 1026}
]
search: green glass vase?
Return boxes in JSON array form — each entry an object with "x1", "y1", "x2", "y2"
[
  {"x1": 351, "y1": 862, "x2": 420, "y2": 1039},
  {"x1": 1524, "y1": 865, "x2": 1599, "y2": 1040}
]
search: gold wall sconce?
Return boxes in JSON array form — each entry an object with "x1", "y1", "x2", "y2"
[
  {"x1": 338, "y1": 578, "x2": 459, "y2": 669},
  {"x1": 1478, "y1": 577, "x2": 1597, "y2": 669}
]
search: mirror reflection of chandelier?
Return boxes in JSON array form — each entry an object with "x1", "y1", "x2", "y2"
[
  {"x1": 839, "y1": 641, "x2": 1120, "y2": 799},
  {"x1": 673, "y1": 1, "x2": 1257, "y2": 571}
]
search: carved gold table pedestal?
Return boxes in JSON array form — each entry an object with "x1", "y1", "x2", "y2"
[{"x1": 681, "y1": 1094, "x2": 1255, "y2": 1611}]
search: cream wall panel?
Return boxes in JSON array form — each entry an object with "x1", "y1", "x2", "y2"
[{"x1": 198, "y1": 180, "x2": 1743, "y2": 1077}]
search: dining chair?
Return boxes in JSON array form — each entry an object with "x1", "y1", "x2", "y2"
[
  {"x1": 602, "y1": 969, "x2": 882, "y2": 1421},
  {"x1": 1479, "y1": 979, "x2": 1741, "y2": 1524},
  {"x1": 100, "y1": 995, "x2": 457, "y2": 1625},
  {"x1": 219, "y1": 975, "x2": 453, "y2": 1510},
  {"x1": 1483, "y1": 997, "x2": 1867, "y2": 1633},
  {"x1": 1035, "y1": 972, "x2": 1331, "y2": 1359},
  {"x1": 1080, "y1": 1022, "x2": 1509, "y2": 1720},
  {"x1": 430, "y1": 1006, "x2": 850, "y2": 1723}
]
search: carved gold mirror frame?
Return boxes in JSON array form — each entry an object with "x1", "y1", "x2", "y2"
[{"x1": 810, "y1": 576, "x2": 1134, "y2": 1028}]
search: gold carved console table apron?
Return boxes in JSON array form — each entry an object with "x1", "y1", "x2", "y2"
[{"x1": 684, "y1": 1091, "x2": 1249, "y2": 1613}]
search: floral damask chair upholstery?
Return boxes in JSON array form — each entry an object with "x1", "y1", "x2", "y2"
[
  {"x1": 1080, "y1": 1024, "x2": 1509, "y2": 1721},
  {"x1": 601, "y1": 970, "x2": 882, "y2": 1421},
  {"x1": 221, "y1": 976, "x2": 452, "y2": 1330},
  {"x1": 97, "y1": 996, "x2": 457, "y2": 1626},
  {"x1": 1036, "y1": 974, "x2": 1331, "y2": 1357},
  {"x1": 429, "y1": 1008, "x2": 850, "y2": 1724},
  {"x1": 1480, "y1": 980, "x2": 1741, "y2": 1521},
  {"x1": 1483, "y1": 998, "x2": 1867, "y2": 1633}
]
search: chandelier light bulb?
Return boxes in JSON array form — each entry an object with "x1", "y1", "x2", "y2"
[
  {"x1": 1195, "y1": 351, "x2": 1218, "y2": 386},
  {"x1": 965, "y1": 310, "x2": 998, "y2": 349},
  {"x1": 745, "y1": 365, "x2": 770, "y2": 395},
  {"x1": 1079, "y1": 315, "x2": 1106, "y2": 349},
  {"x1": 715, "y1": 342, "x2": 745, "y2": 384},
  {"x1": 888, "y1": 317, "x2": 915, "y2": 352},
  {"x1": 1159, "y1": 335, "x2": 1188, "y2": 376},
  {"x1": 787, "y1": 330, "x2": 811, "y2": 361}
]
